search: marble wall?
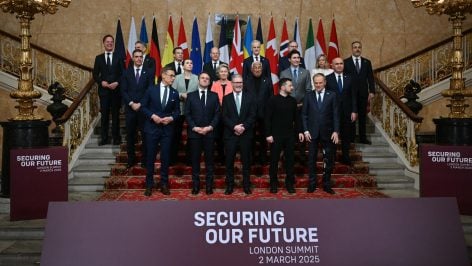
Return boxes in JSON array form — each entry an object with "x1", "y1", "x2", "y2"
[{"x1": 1, "y1": 0, "x2": 470, "y2": 69}]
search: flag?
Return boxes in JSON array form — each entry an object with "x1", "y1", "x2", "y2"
[
  {"x1": 203, "y1": 15, "x2": 213, "y2": 64},
  {"x1": 293, "y1": 17, "x2": 303, "y2": 57},
  {"x1": 218, "y1": 16, "x2": 229, "y2": 64},
  {"x1": 161, "y1": 16, "x2": 174, "y2": 67},
  {"x1": 279, "y1": 18, "x2": 289, "y2": 58},
  {"x1": 126, "y1": 17, "x2": 138, "y2": 68},
  {"x1": 304, "y1": 18, "x2": 316, "y2": 71},
  {"x1": 327, "y1": 18, "x2": 340, "y2": 64},
  {"x1": 229, "y1": 16, "x2": 243, "y2": 75},
  {"x1": 149, "y1": 16, "x2": 161, "y2": 79},
  {"x1": 315, "y1": 18, "x2": 327, "y2": 59},
  {"x1": 243, "y1": 16, "x2": 253, "y2": 59},
  {"x1": 139, "y1": 16, "x2": 148, "y2": 49},
  {"x1": 178, "y1": 17, "x2": 189, "y2": 60},
  {"x1": 266, "y1": 17, "x2": 279, "y2": 95},
  {"x1": 114, "y1": 19, "x2": 126, "y2": 66},
  {"x1": 190, "y1": 17, "x2": 202, "y2": 75},
  {"x1": 256, "y1": 17, "x2": 265, "y2": 57}
]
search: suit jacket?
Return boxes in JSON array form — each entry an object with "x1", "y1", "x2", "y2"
[
  {"x1": 325, "y1": 72, "x2": 358, "y2": 117},
  {"x1": 280, "y1": 67, "x2": 312, "y2": 104},
  {"x1": 202, "y1": 60, "x2": 227, "y2": 81},
  {"x1": 184, "y1": 89, "x2": 220, "y2": 139},
  {"x1": 164, "y1": 61, "x2": 183, "y2": 75},
  {"x1": 140, "y1": 84, "x2": 180, "y2": 136},
  {"x1": 302, "y1": 89, "x2": 340, "y2": 141},
  {"x1": 343, "y1": 56, "x2": 375, "y2": 97},
  {"x1": 172, "y1": 73, "x2": 199, "y2": 114},
  {"x1": 143, "y1": 55, "x2": 157, "y2": 81},
  {"x1": 244, "y1": 74, "x2": 273, "y2": 119},
  {"x1": 242, "y1": 56, "x2": 271, "y2": 81},
  {"x1": 278, "y1": 55, "x2": 305, "y2": 75},
  {"x1": 120, "y1": 66, "x2": 153, "y2": 112},
  {"x1": 93, "y1": 52, "x2": 124, "y2": 96},
  {"x1": 222, "y1": 91, "x2": 257, "y2": 140}
]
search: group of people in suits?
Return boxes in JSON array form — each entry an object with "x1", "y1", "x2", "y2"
[{"x1": 93, "y1": 34, "x2": 375, "y2": 197}]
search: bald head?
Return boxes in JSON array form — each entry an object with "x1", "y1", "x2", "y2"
[{"x1": 331, "y1": 57, "x2": 344, "y2": 74}]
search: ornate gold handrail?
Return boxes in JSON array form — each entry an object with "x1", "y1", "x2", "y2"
[{"x1": 0, "y1": 29, "x2": 99, "y2": 165}]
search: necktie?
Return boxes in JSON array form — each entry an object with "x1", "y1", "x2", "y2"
[
  {"x1": 177, "y1": 63, "x2": 182, "y2": 74},
  {"x1": 162, "y1": 86, "x2": 168, "y2": 108},
  {"x1": 293, "y1": 69, "x2": 298, "y2": 82},
  {"x1": 317, "y1": 92, "x2": 322, "y2": 107},
  {"x1": 106, "y1": 53, "x2": 111, "y2": 66},
  {"x1": 200, "y1": 90, "x2": 206, "y2": 107},
  {"x1": 355, "y1": 58, "x2": 360, "y2": 74},
  {"x1": 255, "y1": 56, "x2": 259, "y2": 62},
  {"x1": 337, "y1": 75, "x2": 343, "y2": 93},
  {"x1": 135, "y1": 68, "x2": 140, "y2": 83},
  {"x1": 213, "y1": 62, "x2": 217, "y2": 71},
  {"x1": 236, "y1": 93, "x2": 241, "y2": 115}
]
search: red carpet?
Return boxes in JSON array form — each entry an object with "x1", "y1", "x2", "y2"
[{"x1": 98, "y1": 188, "x2": 387, "y2": 201}]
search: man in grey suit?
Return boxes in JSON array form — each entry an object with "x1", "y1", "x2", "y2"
[
  {"x1": 302, "y1": 73, "x2": 339, "y2": 195},
  {"x1": 280, "y1": 49, "x2": 312, "y2": 161}
]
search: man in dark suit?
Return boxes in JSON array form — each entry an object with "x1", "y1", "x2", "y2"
[
  {"x1": 93, "y1": 34, "x2": 124, "y2": 146},
  {"x1": 242, "y1": 40, "x2": 271, "y2": 81},
  {"x1": 164, "y1": 46, "x2": 184, "y2": 75},
  {"x1": 222, "y1": 74, "x2": 257, "y2": 195},
  {"x1": 185, "y1": 72, "x2": 220, "y2": 195},
  {"x1": 134, "y1": 40, "x2": 156, "y2": 82},
  {"x1": 302, "y1": 73, "x2": 340, "y2": 195},
  {"x1": 326, "y1": 57, "x2": 358, "y2": 166},
  {"x1": 244, "y1": 61, "x2": 273, "y2": 165},
  {"x1": 278, "y1": 40, "x2": 306, "y2": 75},
  {"x1": 344, "y1": 41, "x2": 375, "y2": 144},
  {"x1": 140, "y1": 67, "x2": 180, "y2": 196},
  {"x1": 120, "y1": 49, "x2": 153, "y2": 169},
  {"x1": 202, "y1": 47, "x2": 228, "y2": 84}
]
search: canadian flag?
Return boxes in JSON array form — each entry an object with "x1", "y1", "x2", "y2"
[
  {"x1": 177, "y1": 17, "x2": 189, "y2": 60},
  {"x1": 266, "y1": 17, "x2": 279, "y2": 95}
]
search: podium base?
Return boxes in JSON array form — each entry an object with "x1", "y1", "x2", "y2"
[{"x1": 433, "y1": 118, "x2": 472, "y2": 146}]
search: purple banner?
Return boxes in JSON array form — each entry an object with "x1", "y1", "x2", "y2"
[
  {"x1": 41, "y1": 198, "x2": 469, "y2": 266},
  {"x1": 10, "y1": 147, "x2": 68, "y2": 221},
  {"x1": 420, "y1": 144, "x2": 472, "y2": 214}
]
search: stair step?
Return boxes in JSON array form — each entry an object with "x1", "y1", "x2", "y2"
[
  {"x1": 375, "y1": 175, "x2": 415, "y2": 189},
  {"x1": 368, "y1": 163, "x2": 405, "y2": 175},
  {"x1": 362, "y1": 152, "x2": 398, "y2": 163}
]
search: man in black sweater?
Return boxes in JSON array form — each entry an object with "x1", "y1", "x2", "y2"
[{"x1": 265, "y1": 78, "x2": 304, "y2": 194}]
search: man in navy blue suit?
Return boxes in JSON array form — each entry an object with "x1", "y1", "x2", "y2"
[
  {"x1": 121, "y1": 49, "x2": 153, "y2": 169},
  {"x1": 242, "y1": 40, "x2": 271, "y2": 81},
  {"x1": 140, "y1": 67, "x2": 180, "y2": 196},
  {"x1": 93, "y1": 34, "x2": 124, "y2": 146},
  {"x1": 326, "y1": 58, "x2": 358, "y2": 166},
  {"x1": 302, "y1": 73, "x2": 340, "y2": 194},
  {"x1": 185, "y1": 72, "x2": 220, "y2": 195},
  {"x1": 134, "y1": 41, "x2": 156, "y2": 81},
  {"x1": 222, "y1": 74, "x2": 256, "y2": 195}
]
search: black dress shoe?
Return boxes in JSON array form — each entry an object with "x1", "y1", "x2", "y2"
[
  {"x1": 224, "y1": 186, "x2": 233, "y2": 195},
  {"x1": 359, "y1": 139, "x2": 372, "y2": 145},
  {"x1": 144, "y1": 187, "x2": 152, "y2": 197},
  {"x1": 307, "y1": 185, "x2": 317, "y2": 193},
  {"x1": 286, "y1": 185, "x2": 296, "y2": 194},
  {"x1": 191, "y1": 187, "x2": 200, "y2": 195},
  {"x1": 126, "y1": 160, "x2": 136, "y2": 169},
  {"x1": 270, "y1": 185, "x2": 278, "y2": 193},
  {"x1": 340, "y1": 159, "x2": 352, "y2": 166},
  {"x1": 113, "y1": 139, "x2": 121, "y2": 145},
  {"x1": 323, "y1": 187, "x2": 335, "y2": 194},
  {"x1": 161, "y1": 184, "x2": 171, "y2": 195},
  {"x1": 206, "y1": 187, "x2": 213, "y2": 195},
  {"x1": 243, "y1": 187, "x2": 252, "y2": 195}
]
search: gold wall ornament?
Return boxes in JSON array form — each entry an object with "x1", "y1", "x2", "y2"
[
  {"x1": 412, "y1": 0, "x2": 472, "y2": 118},
  {"x1": 0, "y1": 0, "x2": 71, "y2": 120}
]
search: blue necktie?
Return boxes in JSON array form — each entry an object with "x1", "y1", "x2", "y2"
[
  {"x1": 317, "y1": 92, "x2": 322, "y2": 107},
  {"x1": 293, "y1": 69, "x2": 298, "y2": 82},
  {"x1": 337, "y1": 75, "x2": 343, "y2": 93},
  {"x1": 161, "y1": 86, "x2": 168, "y2": 108}
]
